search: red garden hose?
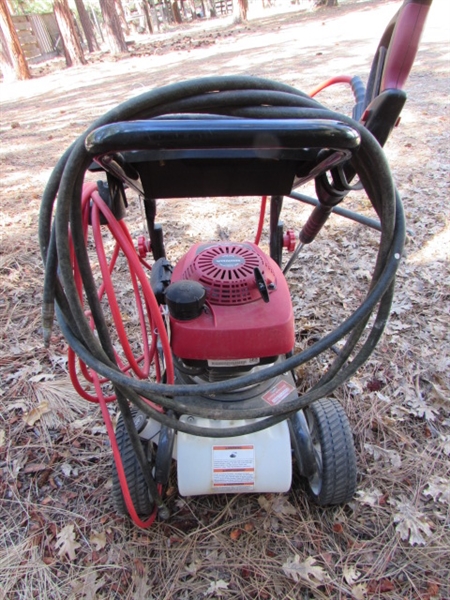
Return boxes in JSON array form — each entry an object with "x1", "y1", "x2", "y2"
[
  {"x1": 309, "y1": 75, "x2": 353, "y2": 98},
  {"x1": 67, "y1": 182, "x2": 174, "y2": 527}
]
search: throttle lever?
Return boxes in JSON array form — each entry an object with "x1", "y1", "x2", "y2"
[{"x1": 254, "y1": 268, "x2": 270, "y2": 303}]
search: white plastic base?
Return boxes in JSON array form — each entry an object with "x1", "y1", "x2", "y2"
[{"x1": 176, "y1": 417, "x2": 292, "y2": 496}]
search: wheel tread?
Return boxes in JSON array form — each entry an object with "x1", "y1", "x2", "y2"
[
  {"x1": 307, "y1": 398, "x2": 357, "y2": 506},
  {"x1": 111, "y1": 413, "x2": 153, "y2": 517}
]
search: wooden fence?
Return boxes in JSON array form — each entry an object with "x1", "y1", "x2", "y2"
[{"x1": 11, "y1": 13, "x2": 59, "y2": 60}]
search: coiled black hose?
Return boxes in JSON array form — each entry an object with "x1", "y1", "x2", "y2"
[{"x1": 39, "y1": 75, "x2": 405, "y2": 438}]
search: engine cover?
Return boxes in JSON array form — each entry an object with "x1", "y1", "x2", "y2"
[{"x1": 169, "y1": 242, "x2": 295, "y2": 361}]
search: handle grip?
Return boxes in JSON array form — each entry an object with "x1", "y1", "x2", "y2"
[
  {"x1": 299, "y1": 205, "x2": 333, "y2": 245},
  {"x1": 381, "y1": 0, "x2": 432, "y2": 92}
]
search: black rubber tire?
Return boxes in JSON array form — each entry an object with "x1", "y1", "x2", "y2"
[
  {"x1": 111, "y1": 412, "x2": 153, "y2": 518},
  {"x1": 302, "y1": 398, "x2": 357, "y2": 506}
]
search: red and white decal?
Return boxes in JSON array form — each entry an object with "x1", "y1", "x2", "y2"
[
  {"x1": 212, "y1": 445, "x2": 255, "y2": 488},
  {"x1": 262, "y1": 380, "x2": 295, "y2": 406}
]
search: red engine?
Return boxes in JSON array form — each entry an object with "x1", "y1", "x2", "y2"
[{"x1": 166, "y1": 241, "x2": 295, "y2": 364}]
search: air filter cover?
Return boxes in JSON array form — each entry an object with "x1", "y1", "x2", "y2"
[{"x1": 181, "y1": 242, "x2": 276, "y2": 305}]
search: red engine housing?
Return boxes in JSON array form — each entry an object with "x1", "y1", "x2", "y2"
[{"x1": 169, "y1": 242, "x2": 295, "y2": 362}]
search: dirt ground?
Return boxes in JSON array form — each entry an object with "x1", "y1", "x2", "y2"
[{"x1": 1, "y1": 0, "x2": 449, "y2": 598}]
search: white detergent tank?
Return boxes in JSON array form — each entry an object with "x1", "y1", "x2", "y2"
[{"x1": 177, "y1": 416, "x2": 292, "y2": 496}]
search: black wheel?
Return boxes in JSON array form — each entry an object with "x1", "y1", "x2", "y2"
[
  {"x1": 300, "y1": 398, "x2": 357, "y2": 506},
  {"x1": 111, "y1": 412, "x2": 154, "y2": 518}
]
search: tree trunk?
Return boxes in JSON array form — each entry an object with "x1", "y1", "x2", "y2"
[
  {"x1": 172, "y1": 1, "x2": 182, "y2": 24},
  {"x1": 0, "y1": 0, "x2": 31, "y2": 81},
  {"x1": 74, "y1": 0, "x2": 99, "y2": 52},
  {"x1": 148, "y1": 0, "x2": 160, "y2": 31},
  {"x1": 233, "y1": 0, "x2": 247, "y2": 22},
  {"x1": 141, "y1": 0, "x2": 153, "y2": 33},
  {"x1": 163, "y1": 0, "x2": 176, "y2": 23},
  {"x1": 208, "y1": 0, "x2": 216, "y2": 18},
  {"x1": 114, "y1": 0, "x2": 130, "y2": 35},
  {"x1": 99, "y1": 0, "x2": 128, "y2": 54},
  {"x1": 54, "y1": 0, "x2": 86, "y2": 67}
]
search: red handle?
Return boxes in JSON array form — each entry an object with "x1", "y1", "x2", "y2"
[
  {"x1": 381, "y1": 0, "x2": 432, "y2": 91},
  {"x1": 299, "y1": 205, "x2": 333, "y2": 245}
]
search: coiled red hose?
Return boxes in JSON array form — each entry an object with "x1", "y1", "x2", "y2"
[{"x1": 68, "y1": 183, "x2": 174, "y2": 405}]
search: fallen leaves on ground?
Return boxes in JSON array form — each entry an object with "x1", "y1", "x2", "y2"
[
  {"x1": 282, "y1": 555, "x2": 329, "y2": 585},
  {"x1": 391, "y1": 497, "x2": 433, "y2": 546},
  {"x1": 54, "y1": 524, "x2": 81, "y2": 560}
]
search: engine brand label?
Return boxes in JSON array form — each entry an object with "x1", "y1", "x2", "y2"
[
  {"x1": 262, "y1": 380, "x2": 295, "y2": 406},
  {"x1": 212, "y1": 445, "x2": 255, "y2": 488},
  {"x1": 212, "y1": 255, "x2": 245, "y2": 268},
  {"x1": 207, "y1": 358, "x2": 260, "y2": 367}
]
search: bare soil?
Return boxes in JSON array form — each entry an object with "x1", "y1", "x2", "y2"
[{"x1": 1, "y1": 0, "x2": 449, "y2": 598}]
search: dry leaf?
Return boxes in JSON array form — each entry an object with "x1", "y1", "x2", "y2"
[
  {"x1": 282, "y1": 555, "x2": 329, "y2": 585},
  {"x1": 29, "y1": 372, "x2": 55, "y2": 383},
  {"x1": 184, "y1": 558, "x2": 202, "y2": 575},
  {"x1": 405, "y1": 397, "x2": 439, "y2": 421},
  {"x1": 422, "y1": 477, "x2": 450, "y2": 505},
  {"x1": 12, "y1": 454, "x2": 27, "y2": 477},
  {"x1": 23, "y1": 401, "x2": 50, "y2": 426},
  {"x1": 426, "y1": 379, "x2": 450, "y2": 404},
  {"x1": 0, "y1": 428, "x2": 5, "y2": 448},
  {"x1": 258, "y1": 495, "x2": 296, "y2": 516},
  {"x1": 132, "y1": 573, "x2": 152, "y2": 599},
  {"x1": 355, "y1": 488, "x2": 383, "y2": 506},
  {"x1": 272, "y1": 496, "x2": 297, "y2": 516},
  {"x1": 60, "y1": 462, "x2": 72, "y2": 477},
  {"x1": 367, "y1": 578, "x2": 395, "y2": 593},
  {"x1": 391, "y1": 498, "x2": 432, "y2": 546},
  {"x1": 364, "y1": 444, "x2": 401, "y2": 469},
  {"x1": 351, "y1": 583, "x2": 368, "y2": 599},
  {"x1": 90, "y1": 530, "x2": 107, "y2": 551},
  {"x1": 343, "y1": 565, "x2": 360, "y2": 585},
  {"x1": 73, "y1": 571, "x2": 106, "y2": 600},
  {"x1": 257, "y1": 495, "x2": 272, "y2": 512},
  {"x1": 5, "y1": 361, "x2": 42, "y2": 383},
  {"x1": 204, "y1": 579, "x2": 229, "y2": 596},
  {"x1": 55, "y1": 524, "x2": 81, "y2": 560}
]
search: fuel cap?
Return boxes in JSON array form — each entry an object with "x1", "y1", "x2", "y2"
[{"x1": 165, "y1": 280, "x2": 206, "y2": 321}]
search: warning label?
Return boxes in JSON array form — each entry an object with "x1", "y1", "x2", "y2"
[
  {"x1": 262, "y1": 380, "x2": 295, "y2": 406},
  {"x1": 212, "y1": 445, "x2": 255, "y2": 488}
]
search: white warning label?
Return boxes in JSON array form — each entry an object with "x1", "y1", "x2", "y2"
[{"x1": 212, "y1": 445, "x2": 255, "y2": 488}]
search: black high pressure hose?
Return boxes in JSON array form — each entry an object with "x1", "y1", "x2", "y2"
[{"x1": 39, "y1": 75, "x2": 405, "y2": 439}]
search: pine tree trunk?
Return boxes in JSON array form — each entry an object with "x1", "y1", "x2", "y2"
[
  {"x1": 173, "y1": 1, "x2": 182, "y2": 23},
  {"x1": 114, "y1": 0, "x2": 130, "y2": 36},
  {"x1": 0, "y1": 0, "x2": 31, "y2": 81},
  {"x1": 74, "y1": 0, "x2": 99, "y2": 52},
  {"x1": 233, "y1": 0, "x2": 248, "y2": 22},
  {"x1": 141, "y1": 0, "x2": 153, "y2": 33},
  {"x1": 99, "y1": 0, "x2": 128, "y2": 54},
  {"x1": 148, "y1": 0, "x2": 160, "y2": 31},
  {"x1": 54, "y1": 0, "x2": 86, "y2": 67},
  {"x1": 208, "y1": 0, "x2": 216, "y2": 18}
]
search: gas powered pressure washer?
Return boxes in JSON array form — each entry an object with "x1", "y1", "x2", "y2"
[{"x1": 39, "y1": 0, "x2": 432, "y2": 528}]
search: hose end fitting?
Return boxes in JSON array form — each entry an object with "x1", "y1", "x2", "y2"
[{"x1": 42, "y1": 302, "x2": 55, "y2": 347}]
